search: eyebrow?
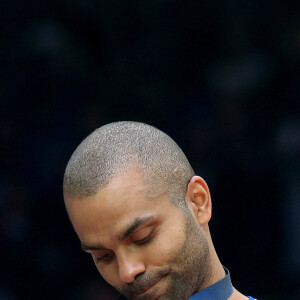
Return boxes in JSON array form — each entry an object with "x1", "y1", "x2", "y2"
[
  {"x1": 118, "y1": 215, "x2": 157, "y2": 240},
  {"x1": 81, "y1": 214, "x2": 157, "y2": 252},
  {"x1": 81, "y1": 243, "x2": 105, "y2": 252}
]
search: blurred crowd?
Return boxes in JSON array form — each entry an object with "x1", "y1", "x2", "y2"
[{"x1": 0, "y1": 1, "x2": 299, "y2": 299}]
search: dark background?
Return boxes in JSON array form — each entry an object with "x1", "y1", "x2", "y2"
[{"x1": 1, "y1": 1, "x2": 300, "y2": 299}]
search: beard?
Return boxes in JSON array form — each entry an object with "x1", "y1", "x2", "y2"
[
  {"x1": 120, "y1": 205, "x2": 212, "y2": 300},
  {"x1": 158, "y1": 206, "x2": 212, "y2": 300}
]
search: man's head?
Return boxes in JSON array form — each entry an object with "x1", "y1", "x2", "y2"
[
  {"x1": 64, "y1": 122, "x2": 215, "y2": 300},
  {"x1": 63, "y1": 121, "x2": 194, "y2": 204}
]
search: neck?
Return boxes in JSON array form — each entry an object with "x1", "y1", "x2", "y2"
[
  {"x1": 200, "y1": 228, "x2": 226, "y2": 291},
  {"x1": 230, "y1": 289, "x2": 249, "y2": 300},
  {"x1": 205, "y1": 249, "x2": 226, "y2": 289}
]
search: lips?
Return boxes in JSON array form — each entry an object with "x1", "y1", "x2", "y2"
[
  {"x1": 122, "y1": 279, "x2": 159, "y2": 296},
  {"x1": 134, "y1": 280, "x2": 159, "y2": 296},
  {"x1": 121, "y1": 277, "x2": 161, "y2": 299},
  {"x1": 121, "y1": 270, "x2": 169, "y2": 298}
]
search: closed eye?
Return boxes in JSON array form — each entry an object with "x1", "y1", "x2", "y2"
[
  {"x1": 95, "y1": 252, "x2": 114, "y2": 263},
  {"x1": 133, "y1": 229, "x2": 156, "y2": 246}
]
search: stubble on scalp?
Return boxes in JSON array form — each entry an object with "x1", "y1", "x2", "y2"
[{"x1": 63, "y1": 121, "x2": 195, "y2": 207}]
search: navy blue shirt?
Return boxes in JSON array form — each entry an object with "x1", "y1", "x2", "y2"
[
  {"x1": 189, "y1": 267, "x2": 233, "y2": 299},
  {"x1": 188, "y1": 267, "x2": 256, "y2": 300}
]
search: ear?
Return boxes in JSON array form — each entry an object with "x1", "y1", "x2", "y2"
[{"x1": 186, "y1": 176, "x2": 212, "y2": 225}]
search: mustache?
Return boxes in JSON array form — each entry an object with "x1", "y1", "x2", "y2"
[{"x1": 119, "y1": 269, "x2": 169, "y2": 295}]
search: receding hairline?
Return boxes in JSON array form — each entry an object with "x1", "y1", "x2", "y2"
[
  {"x1": 64, "y1": 163, "x2": 146, "y2": 200},
  {"x1": 64, "y1": 163, "x2": 192, "y2": 204}
]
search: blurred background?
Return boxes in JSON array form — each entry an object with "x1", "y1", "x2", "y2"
[{"x1": 0, "y1": 0, "x2": 300, "y2": 299}]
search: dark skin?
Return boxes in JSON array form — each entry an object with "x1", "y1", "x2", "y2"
[{"x1": 65, "y1": 167, "x2": 248, "y2": 299}]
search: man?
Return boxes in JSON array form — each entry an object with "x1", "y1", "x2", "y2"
[{"x1": 63, "y1": 121, "x2": 256, "y2": 300}]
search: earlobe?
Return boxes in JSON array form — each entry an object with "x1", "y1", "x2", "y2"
[{"x1": 187, "y1": 176, "x2": 212, "y2": 225}]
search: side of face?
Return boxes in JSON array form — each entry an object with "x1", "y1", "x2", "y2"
[{"x1": 65, "y1": 168, "x2": 212, "y2": 300}]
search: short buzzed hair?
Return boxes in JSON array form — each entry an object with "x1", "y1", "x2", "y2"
[{"x1": 63, "y1": 121, "x2": 194, "y2": 204}]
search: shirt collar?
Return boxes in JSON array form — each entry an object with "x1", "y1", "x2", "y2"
[{"x1": 188, "y1": 266, "x2": 234, "y2": 300}]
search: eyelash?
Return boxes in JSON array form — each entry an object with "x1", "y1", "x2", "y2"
[
  {"x1": 96, "y1": 252, "x2": 114, "y2": 263},
  {"x1": 134, "y1": 229, "x2": 156, "y2": 246}
]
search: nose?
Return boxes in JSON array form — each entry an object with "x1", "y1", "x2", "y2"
[{"x1": 117, "y1": 252, "x2": 146, "y2": 283}]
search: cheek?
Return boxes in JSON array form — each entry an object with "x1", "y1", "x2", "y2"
[
  {"x1": 93, "y1": 259, "x2": 120, "y2": 288},
  {"x1": 147, "y1": 227, "x2": 186, "y2": 265}
]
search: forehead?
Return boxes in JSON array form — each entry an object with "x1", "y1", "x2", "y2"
[{"x1": 66, "y1": 167, "x2": 169, "y2": 243}]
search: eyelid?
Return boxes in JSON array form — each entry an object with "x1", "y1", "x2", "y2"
[
  {"x1": 131, "y1": 225, "x2": 153, "y2": 240},
  {"x1": 133, "y1": 228, "x2": 156, "y2": 246},
  {"x1": 95, "y1": 251, "x2": 114, "y2": 262}
]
